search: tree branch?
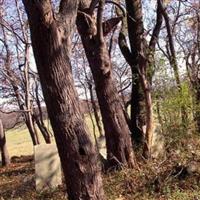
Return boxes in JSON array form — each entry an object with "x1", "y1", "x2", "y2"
[
  {"x1": 97, "y1": 0, "x2": 104, "y2": 43},
  {"x1": 149, "y1": 0, "x2": 163, "y2": 52},
  {"x1": 118, "y1": 19, "x2": 133, "y2": 66}
]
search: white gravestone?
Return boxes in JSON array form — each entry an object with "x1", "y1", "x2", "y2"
[{"x1": 34, "y1": 144, "x2": 62, "y2": 191}]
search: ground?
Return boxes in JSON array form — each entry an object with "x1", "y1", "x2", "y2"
[
  {"x1": 1, "y1": 116, "x2": 200, "y2": 199},
  {"x1": 1, "y1": 152, "x2": 200, "y2": 200}
]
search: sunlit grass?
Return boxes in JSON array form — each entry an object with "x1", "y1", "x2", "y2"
[{"x1": 5, "y1": 114, "x2": 103, "y2": 158}]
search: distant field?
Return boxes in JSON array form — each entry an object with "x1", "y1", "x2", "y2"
[
  {"x1": 6, "y1": 120, "x2": 52, "y2": 158},
  {"x1": 5, "y1": 114, "x2": 105, "y2": 158}
]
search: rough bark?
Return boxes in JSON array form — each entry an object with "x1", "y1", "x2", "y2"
[
  {"x1": 22, "y1": 1, "x2": 105, "y2": 199},
  {"x1": 0, "y1": 119, "x2": 10, "y2": 167},
  {"x1": 77, "y1": 0, "x2": 136, "y2": 168}
]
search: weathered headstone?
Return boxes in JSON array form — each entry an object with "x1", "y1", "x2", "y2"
[
  {"x1": 34, "y1": 144, "x2": 62, "y2": 191},
  {"x1": 142, "y1": 123, "x2": 165, "y2": 159},
  {"x1": 151, "y1": 123, "x2": 165, "y2": 159},
  {"x1": 98, "y1": 136, "x2": 106, "y2": 159}
]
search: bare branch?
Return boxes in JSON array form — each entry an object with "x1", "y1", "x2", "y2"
[{"x1": 149, "y1": 0, "x2": 163, "y2": 52}]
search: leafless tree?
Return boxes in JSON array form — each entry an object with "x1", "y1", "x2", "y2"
[{"x1": 77, "y1": 0, "x2": 136, "y2": 168}]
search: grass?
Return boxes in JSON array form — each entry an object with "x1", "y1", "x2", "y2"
[
  {"x1": 2, "y1": 114, "x2": 200, "y2": 199},
  {"x1": 5, "y1": 114, "x2": 102, "y2": 158},
  {"x1": 6, "y1": 123, "x2": 50, "y2": 158},
  {"x1": 6, "y1": 127, "x2": 36, "y2": 157}
]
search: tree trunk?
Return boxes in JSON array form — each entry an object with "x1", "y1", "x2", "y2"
[
  {"x1": 119, "y1": 0, "x2": 146, "y2": 145},
  {"x1": 77, "y1": 4, "x2": 136, "y2": 168},
  {"x1": 124, "y1": 0, "x2": 153, "y2": 153},
  {"x1": 22, "y1": 108, "x2": 40, "y2": 146},
  {"x1": 88, "y1": 83, "x2": 103, "y2": 137},
  {"x1": 118, "y1": 30, "x2": 145, "y2": 145},
  {"x1": 139, "y1": 65, "x2": 154, "y2": 158},
  {"x1": 0, "y1": 119, "x2": 10, "y2": 167},
  {"x1": 25, "y1": 113, "x2": 40, "y2": 146},
  {"x1": 33, "y1": 114, "x2": 51, "y2": 144},
  {"x1": 130, "y1": 72, "x2": 145, "y2": 145},
  {"x1": 121, "y1": 0, "x2": 162, "y2": 157},
  {"x1": 83, "y1": 40, "x2": 135, "y2": 168},
  {"x1": 22, "y1": 1, "x2": 105, "y2": 199},
  {"x1": 34, "y1": 82, "x2": 51, "y2": 143}
]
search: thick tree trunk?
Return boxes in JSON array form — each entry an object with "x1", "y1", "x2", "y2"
[
  {"x1": 22, "y1": 1, "x2": 105, "y2": 199},
  {"x1": 77, "y1": 5, "x2": 136, "y2": 168},
  {"x1": 84, "y1": 40, "x2": 135, "y2": 168},
  {"x1": 0, "y1": 120, "x2": 10, "y2": 167}
]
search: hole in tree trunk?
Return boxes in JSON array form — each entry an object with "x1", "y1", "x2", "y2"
[{"x1": 79, "y1": 147, "x2": 86, "y2": 156}]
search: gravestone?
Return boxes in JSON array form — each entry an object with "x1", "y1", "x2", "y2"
[
  {"x1": 97, "y1": 136, "x2": 106, "y2": 159},
  {"x1": 142, "y1": 123, "x2": 165, "y2": 159},
  {"x1": 151, "y1": 123, "x2": 165, "y2": 159},
  {"x1": 34, "y1": 144, "x2": 62, "y2": 191}
]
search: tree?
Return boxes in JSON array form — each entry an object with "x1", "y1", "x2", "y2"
[
  {"x1": 22, "y1": 0, "x2": 105, "y2": 199},
  {"x1": 33, "y1": 79, "x2": 51, "y2": 144},
  {"x1": 159, "y1": 0, "x2": 188, "y2": 126},
  {"x1": 0, "y1": 119, "x2": 10, "y2": 167},
  {"x1": 0, "y1": 2, "x2": 51, "y2": 145},
  {"x1": 73, "y1": 47, "x2": 104, "y2": 138},
  {"x1": 119, "y1": 0, "x2": 163, "y2": 157},
  {"x1": 0, "y1": 21, "x2": 40, "y2": 145},
  {"x1": 176, "y1": 0, "x2": 200, "y2": 132},
  {"x1": 77, "y1": 0, "x2": 136, "y2": 168}
]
